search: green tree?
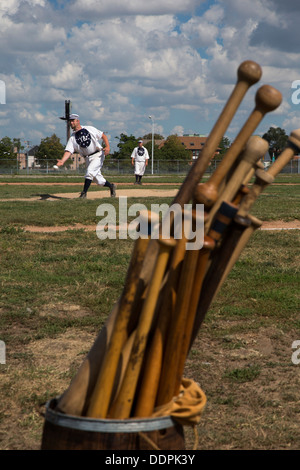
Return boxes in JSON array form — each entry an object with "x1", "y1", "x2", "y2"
[
  {"x1": 262, "y1": 127, "x2": 288, "y2": 160},
  {"x1": 142, "y1": 133, "x2": 164, "y2": 140},
  {"x1": 217, "y1": 136, "x2": 231, "y2": 159},
  {"x1": 35, "y1": 134, "x2": 65, "y2": 167},
  {"x1": 112, "y1": 133, "x2": 138, "y2": 159},
  {"x1": 156, "y1": 135, "x2": 191, "y2": 160},
  {"x1": 0, "y1": 136, "x2": 17, "y2": 168}
]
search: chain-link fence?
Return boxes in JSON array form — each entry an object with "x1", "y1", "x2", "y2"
[{"x1": 0, "y1": 158, "x2": 299, "y2": 176}]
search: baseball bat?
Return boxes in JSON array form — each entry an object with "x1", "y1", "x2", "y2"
[
  {"x1": 107, "y1": 236, "x2": 177, "y2": 420},
  {"x1": 205, "y1": 136, "x2": 269, "y2": 228},
  {"x1": 202, "y1": 127, "x2": 299, "y2": 312},
  {"x1": 155, "y1": 201, "x2": 238, "y2": 406},
  {"x1": 193, "y1": 85, "x2": 282, "y2": 209},
  {"x1": 237, "y1": 129, "x2": 300, "y2": 219},
  {"x1": 196, "y1": 130, "x2": 300, "y2": 315},
  {"x1": 55, "y1": 211, "x2": 156, "y2": 416},
  {"x1": 171, "y1": 61, "x2": 262, "y2": 212},
  {"x1": 190, "y1": 214, "x2": 263, "y2": 347},
  {"x1": 116, "y1": 61, "x2": 262, "y2": 317},
  {"x1": 154, "y1": 230, "x2": 200, "y2": 406},
  {"x1": 208, "y1": 214, "x2": 263, "y2": 305},
  {"x1": 83, "y1": 212, "x2": 157, "y2": 418},
  {"x1": 132, "y1": 233, "x2": 188, "y2": 417},
  {"x1": 211, "y1": 130, "x2": 300, "y2": 305}
]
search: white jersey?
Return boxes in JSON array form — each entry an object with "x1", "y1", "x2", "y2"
[
  {"x1": 65, "y1": 126, "x2": 104, "y2": 157},
  {"x1": 131, "y1": 146, "x2": 149, "y2": 162}
]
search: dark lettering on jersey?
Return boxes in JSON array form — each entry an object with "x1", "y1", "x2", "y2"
[
  {"x1": 75, "y1": 128, "x2": 92, "y2": 148},
  {"x1": 137, "y1": 147, "x2": 145, "y2": 157}
]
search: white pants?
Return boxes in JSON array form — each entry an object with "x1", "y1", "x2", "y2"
[
  {"x1": 85, "y1": 151, "x2": 106, "y2": 185},
  {"x1": 134, "y1": 160, "x2": 146, "y2": 176}
]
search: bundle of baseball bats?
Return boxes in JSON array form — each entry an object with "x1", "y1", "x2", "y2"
[{"x1": 54, "y1": 60, "x2": 300, "y2": 421}]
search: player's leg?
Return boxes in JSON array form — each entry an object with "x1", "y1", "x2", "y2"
[
  {"x1": 91, "y1": 154, "x2": 116, "y2": 197},
  {"x1": 79, "y1": 177, "x2": 92, "y2": 198}
]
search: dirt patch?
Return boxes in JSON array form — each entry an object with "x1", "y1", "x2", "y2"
[
  {"x1": 0, "y1": 188, "x2": 178, "y2": 202},
  {"x1": 259, "y1": 220, "x2": 300, "y2": 230},
  {"x1": 23, "y1": 219, "x2": 300, "y2": 233},
  {"x1": 39, "y1": 302, "x2": 92, "y2": 318}
]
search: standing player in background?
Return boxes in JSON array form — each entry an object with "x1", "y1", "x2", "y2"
[
  {"x1": 56, "y1": 114, "x2": 116, "y2": 198},
  {"x1": 131, "y1": 140, "x2": 149, "y2": 185}
]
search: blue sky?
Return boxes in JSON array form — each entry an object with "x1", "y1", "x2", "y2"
[{"x1": 0, "y1": 0, "x2": 300, "y2": 152}]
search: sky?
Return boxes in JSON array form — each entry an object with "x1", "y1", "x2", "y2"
[{"x1": 1, "y1": 0, "x2": 300, "y2": 152}]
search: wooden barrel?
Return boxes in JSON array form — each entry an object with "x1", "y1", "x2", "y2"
[{"x1": 41, "y1": 398, "x2": 185, "y2": 450}]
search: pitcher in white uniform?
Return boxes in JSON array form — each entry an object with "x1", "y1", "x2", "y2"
[{"x1": 56, "y1": 114, "x2": 116, "y2": 198}]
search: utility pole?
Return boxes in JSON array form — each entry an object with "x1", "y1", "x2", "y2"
[
  {"x1": 59, "y1": 100, "x2": 72, "y2": 144},
  {"x1": 148, "y1": 115, "x2": 154, "y2": 175}
]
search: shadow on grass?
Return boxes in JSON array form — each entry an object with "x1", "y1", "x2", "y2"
[{"x1": 37, "y1": 193, "x2": 74, "y2": 200}]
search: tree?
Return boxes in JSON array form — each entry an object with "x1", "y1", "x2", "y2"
[
  {"x1": 35, "y1": 134, "x2": 65, "y2": 167},
  {"x1": 262, "y1": 127, "x2": 288, "y2": 160},
  {"x1": 217, "y1": 136, "x2": 231, "y2": 159},
  {"x1": 156, "y1": 135, "x2": 191, "y2": 160},
  {"x1": 112, "y1": 133, "x2": 138, "y2": 159},
  {"x1": 142, "y1": 133, "x2": 164, "y2": 140},
  {"x1": 0, "y1": 136, "x2": 17, "y2": 168}
]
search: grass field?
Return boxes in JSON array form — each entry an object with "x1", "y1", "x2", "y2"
[{"x1": 0, "y1": 174, "x2": 299, "y2": 450}]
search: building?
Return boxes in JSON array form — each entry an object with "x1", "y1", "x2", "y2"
[
  {"x1": 154, "y1": 134, "x2": 219, "y2": 161},
  {"x1": 69, "y1": 152, "x2": 85, "y2": 170},
  {"x1": 176, "y1": 134, "x2": 208, "y2": 160}
]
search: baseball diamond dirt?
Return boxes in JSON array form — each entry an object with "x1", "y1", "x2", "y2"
[{"x1": 0, "y1": 185, "x2": 298, "y2": 231}]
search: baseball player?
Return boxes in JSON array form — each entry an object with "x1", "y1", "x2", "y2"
[
  {"x1": 131, "y1": 140, "x2": 149, "y2": 184},
  {"x1": 56, "y1": 114, "x2": 116, "y2": 198}
]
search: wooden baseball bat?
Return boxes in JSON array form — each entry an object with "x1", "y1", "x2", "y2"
[
  {"x1": 82, "y1": 212, "x2": 157, "y2": 419},
  {"x1": 205, "y1": 136, "x2": 269, "y2": 228},
  {"x1": 155, "y1": 201, "x2": 238, "y2": 407},
  {"x1": 209, "y1": 130, "x2": 300, "y2": 308},
  {"x1": 194, "y1": 130, "x2": 300, "y2": 316},
  {"x1": 193, "y1": 85, "x2": 282, "y2": 209},
  {"x1": 208, "y1": 214, "x2": 262, "y2": 305},
  {"x1": 55, "y1": 211, "x2": 157, "y2": 416},
  {"x1": 170, "y1": 61, "x2": 262, "y2": 212},
  {"x1": 238, "y1": 159, "x2": 265, "y2": 191},
  {"x1": 237, "y1": 129, "x2": 300, "y2": 219},
  {"x1": 132, "y1": 233, "x2": 188, "y2": 417},
  {"x1": 173, "y1": 204, "x2": 242, "y2": 395},
  {"x1": 115, "y1": 61, "x2": 262, "y2": 319},
  {"x1": 107, "y1": 236, "x2": 177, "y2": 420},
  {"x1": 154, "y1": 231, "x2": 200, "y2": 406},
  {"x1": 190, "y1": 214, "x2": 262, "y2": 347}
]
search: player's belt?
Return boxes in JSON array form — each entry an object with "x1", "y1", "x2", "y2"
[{"x1": 87, "y1": 151, "x2": 100, "y2": 157}]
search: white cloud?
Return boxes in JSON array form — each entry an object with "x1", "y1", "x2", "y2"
[
  {"x1": 69, "y1": 0, "x2": 200, "y2": 18},
  {"x1": 171, "y1": 125, "x2": 184, "y2": 136},
  {"x1": 0, "y1": 0, "x2": 300, "y2": 148},
  {"x1": 49, "y1": 63, "x2": 86, "y2": 89}
]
